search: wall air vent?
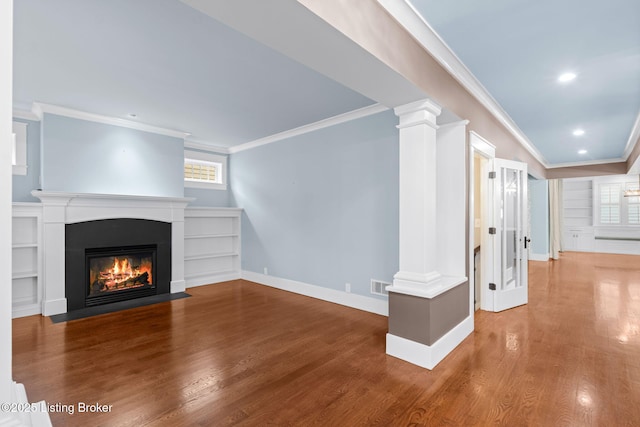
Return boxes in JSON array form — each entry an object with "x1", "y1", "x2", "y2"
[{"x1": 371, "y1": 279, "x2": 390, "y2": 296}]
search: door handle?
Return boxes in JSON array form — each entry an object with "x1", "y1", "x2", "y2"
[{"x1": 524, "y1": 236, "x2": 531, "y2": 249}]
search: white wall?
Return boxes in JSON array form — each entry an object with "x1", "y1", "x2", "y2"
[{"x1": 1, "y1": 0, "x2": 14, "y2": 408}]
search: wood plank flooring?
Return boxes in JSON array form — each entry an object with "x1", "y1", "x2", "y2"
[{"x1": 12, "y1": 251, "x2": 640, "y2": 426}]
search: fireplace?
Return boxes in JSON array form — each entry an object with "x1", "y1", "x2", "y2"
[
  {"x1": 86, "y1": 245, "x2": 157, "y2": 307},
  {"x1": 66, "y1": 218, "x2": 172, "y2": 312}
]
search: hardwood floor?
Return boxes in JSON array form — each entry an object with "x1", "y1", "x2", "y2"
[{"x1": 13, "y1": 252, "x2": 640, "y2": 426}]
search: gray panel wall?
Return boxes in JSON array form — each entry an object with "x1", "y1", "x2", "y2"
[{"x1": 388, "y1": 282, "x2": 469, "y2": 345}]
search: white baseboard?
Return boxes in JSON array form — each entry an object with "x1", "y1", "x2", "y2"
[
  {"x1": 241, "y1": 270, "x2": 388, "y2": 316},
  {"x1": 529, "y1": 253, "x2": 550, "y2": 262},
  {"x1": 170, "y1": 279, "x2": 186, "y2": 293},
  {"x1": 42, "y1": 298, "x2": 66, "y2": 316},
  {"x1": 9, "y1": 381, "x2": 51, "y2": 427},
  {"x1": 386, "y1": 314, "x2": 473, "y2": 369},
  {"x1": 12, "y1": 303, "x2": 41, "y2": 319},
  {"x1": 185, "y1": 271, "x2": 241, "y2": 288}
]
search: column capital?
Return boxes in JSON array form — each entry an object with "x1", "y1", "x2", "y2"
[{"x1": 394, "y1": 98, "x2": 441, "y2": 129}]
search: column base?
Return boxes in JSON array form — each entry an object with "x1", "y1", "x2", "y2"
[
  {"x1": 389, "y1": 271, "x2": 466, "y2": 299},
  {"x1": 386, "y1": 314, "x2": 473, "y2": 370}
]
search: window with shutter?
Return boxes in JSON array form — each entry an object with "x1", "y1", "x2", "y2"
[
  {"x1": 626, "y1": 182, "x2": 640, "y2": 225},
  {"x1": 184, "y1": 150, "x2": 227, "y2": 190},
  {"x1": 599, "y1": 183, "x2": 621, "y2": 224}
]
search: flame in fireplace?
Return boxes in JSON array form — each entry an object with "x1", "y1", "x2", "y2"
[
  {"x1": 89, "y1": 255, "x2": 153, "y2": 295},
  {"x1": 103, "y1": 257, "x2": 152, "y2": 285}
]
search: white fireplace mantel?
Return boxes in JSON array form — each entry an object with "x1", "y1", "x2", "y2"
[{"x1": 31, "y1": 191, "x2": 194, "y2": 316}]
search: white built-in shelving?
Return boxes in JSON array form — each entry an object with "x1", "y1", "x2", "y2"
[
  {"x1": 562, "y1": 179, "x2": 594, "y2": 252},
  {"x1": 184, "y1": 207, "x2": 242, "y2": 287},
  {"x1": 12, "y1": 203, "x2": 42, "y2": 318},
  {"x1": 562, "y1": 179, "x2": 593, "y2": 227}
]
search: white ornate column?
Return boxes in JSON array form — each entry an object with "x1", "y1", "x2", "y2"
[
  {"x1": 386, "y1": 99, "x2": 471, "y2": 370},
  {"x1": 392, "y1": 99, "x2": 442, "y2": 292}
]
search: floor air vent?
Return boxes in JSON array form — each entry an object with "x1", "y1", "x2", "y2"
[{"x1": 371, "y1": 279, "x2": 390, "y2": 296}]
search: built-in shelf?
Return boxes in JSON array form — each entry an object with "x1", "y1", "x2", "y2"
[
  {"x1": 12, "y1": 243, "x2": 38, "y2": 249},
  {"x1": 184, "y1": 233, "x2": 239, "y2": 240},
  {"x1": 184, "y1": 207, "x2": 242, "y2": 288},
  {"x1": 12, "y1": 203, "x2": 43, "y2": 318},
  {"x1": 185, "y1": 269, "x2": 238, "y2": 280},
  {"x1": 12, "y1": 271, "x2": 38, "y2": 280},
  {"x1": 184, "y1": 252, "x2": 239, "y2": 261},
  {"x1": 562, "y1": 179, "x2": 593, "y2": 238}
]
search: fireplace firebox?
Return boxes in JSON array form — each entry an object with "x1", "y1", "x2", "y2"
[
  {"x1": 66, "y1": 218, "x2": 171, "y2": 312},
  {"x1": 86, "y1": 245, "x2": 157, "y2": 307}
]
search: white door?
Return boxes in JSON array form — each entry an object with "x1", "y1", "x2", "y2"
[{"x1": 482, "y1": 158, "x2": 529, "y2": 312}]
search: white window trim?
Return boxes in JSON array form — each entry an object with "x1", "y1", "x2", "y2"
[
  {"x1": 12, "y1": 121, "x2": 27, "y2": 175},
  {"x1": 184, "y1": 150, "x2": 227, "y2": 190},
  {"x1": 593, "y1": 175, "x2": 640, "y2": 227}
]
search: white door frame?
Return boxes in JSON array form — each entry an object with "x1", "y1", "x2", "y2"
[{"x1": 468, "y1": 132, "x2": 495, "y2": 312}]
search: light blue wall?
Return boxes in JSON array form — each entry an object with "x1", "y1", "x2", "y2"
[
  {"x1": 184, "y1": 186, "x2": 230, "y2": 207},
  {"x1": 12, "y1": 118, "x2": 40, "y2": 202},
  {"x1": 529, "y1": 178, "x2": 549, "y2": 257},
  {"x1": 230, "y1": 110, "x2": 399, "y2": 299},
  {"x1": 40, "y1": 114, "x2": 184, "y2": 197}
]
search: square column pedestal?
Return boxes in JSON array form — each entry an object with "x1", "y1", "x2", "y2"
[{"x1": 385, "y1": 99, "x2": 472, "y2": 369}]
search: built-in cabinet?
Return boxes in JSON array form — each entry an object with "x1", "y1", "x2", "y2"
[
  {"x1": 184, "y1": 207, "x2": 242, "y2": 287},
  {"x1": 562, "y1": 179, "x2": 594, "y2": 252},
  {"x1": 12, "y1": 203, "x2": 42, "y2": 318},
  {"x1": 562, "y1": 177, "x2": 640, "y2": 255}
]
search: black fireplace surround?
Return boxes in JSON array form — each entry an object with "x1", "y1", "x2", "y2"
[{"x1": 66, "y1": 218, "x2": 171, "y2": 312}]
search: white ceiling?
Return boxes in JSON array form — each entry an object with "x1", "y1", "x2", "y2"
[{"x1": 13, "y1": 0, "x2": 640, "y2": 167}]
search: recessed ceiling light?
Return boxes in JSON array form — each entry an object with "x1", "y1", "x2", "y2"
[
  {"x1": 558, "y1": 72, "x2": 576, "y2": 83},
  {"x1": 573, "y1": 129, "x2": 585, "y2": 136},
  {"x1": 578, "y1": 149, "x2": 587, "y2": 155}
]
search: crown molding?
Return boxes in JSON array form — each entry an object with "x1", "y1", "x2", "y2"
[
  {"x1": 228, "y1": 103, "x2": 389, "y2": 154},
  {"x1": 184, "y1": 138, "x2": 230, "y2": 155},
  {"x1": 12, "y1": 107, "x2": 40, "y2": 121},
  {"x1": 30, "y1": 102, "x2": 190, "y2": 140},
  {"x1": 622, "y1": 110, "x2": 640, "y2": 161},
  {"x1": 377, "y1": 0, "x2": 549, "y2": 168},
  {"x1": 545, "y1": 157, "x2": 627, "y2": 169}
]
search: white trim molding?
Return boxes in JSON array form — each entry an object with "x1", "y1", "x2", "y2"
[
  {"x1": 386, "y1": 315, "x2": 473, "y2": 370},
  {"x1": 12, "y1": 107, "x2": 40, "y2": 121},
  {"x1": 377, "y1": 0, "x2": 548, "y2": 168},
  {"x1": 184, "y1": 138, "x2": 230, "y2": 154},
  {"x1": 31, "y1": 102, "x2": 190, "y2": 140},
  {"x1": 529, "y1": 253, "x2": 550, "y2": 262},
  {"x1": 12, "y1": 121, "x2": 27, "y2": 175},
  {"x1": 241, "y1": 270, "x2": 388, "y2": 316},
  {"x1": 546, "y1": 157, "x2": 627, "y2": 169},
  {"x1": 229, "y1": 103, "x2": 389, "y2": 154},
  {"x1": 623, "y1": 110, "x2": 640, "y2": 161}
]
